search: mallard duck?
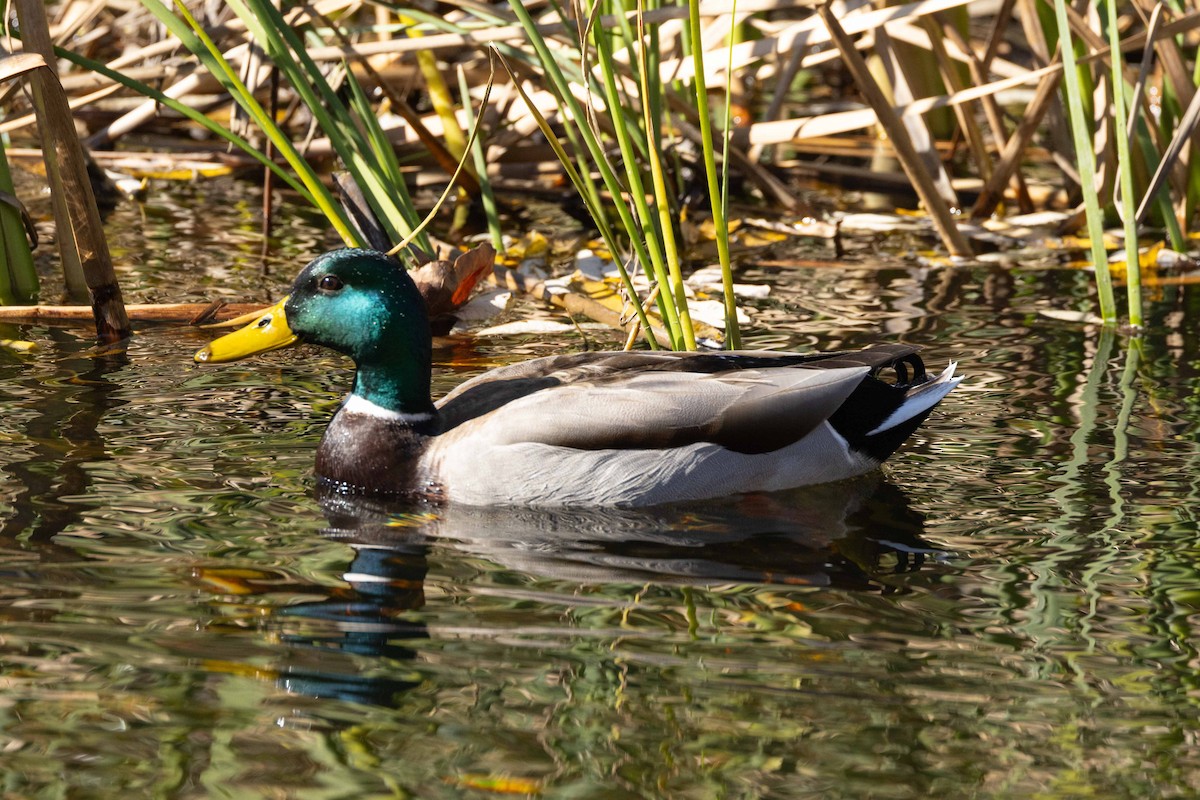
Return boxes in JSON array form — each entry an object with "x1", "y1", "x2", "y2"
[{"x1": 195, "y1": 248, "x2": 960, "y2": 507}]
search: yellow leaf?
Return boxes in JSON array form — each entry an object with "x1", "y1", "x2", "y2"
[
  {"x1": 0, "y1": 338, "x2": 35, "y2": 352},
  {"x1": 449, "y1": 774, "x2": 543, "y2": 795}
]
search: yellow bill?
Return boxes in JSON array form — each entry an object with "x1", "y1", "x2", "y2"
[{"x1": 194, "y1": 297, "x2": 298, "y2": 363}]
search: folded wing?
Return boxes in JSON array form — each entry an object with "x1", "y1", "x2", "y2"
[{"x1": 476, "y1": 366, "x2": 871, "y2": 453}]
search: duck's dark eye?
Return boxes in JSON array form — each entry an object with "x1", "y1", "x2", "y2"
[{"x1": 318, "y1": 274, "x2": 344, "y2": 293}]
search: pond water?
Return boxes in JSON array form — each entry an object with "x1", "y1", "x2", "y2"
[{"x1": 2, "y1": 182, "x2": 1200, "y2": 798}]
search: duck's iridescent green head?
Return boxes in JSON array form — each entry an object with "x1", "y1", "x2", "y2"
[
  {"x1": 281, "y1": 248, "x2": 431, "y2": 364},
  {"x1": 195, "y1": 248, "x2": 434, "y2": 414}
]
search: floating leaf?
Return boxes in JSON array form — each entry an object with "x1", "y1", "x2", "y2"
[
  {"x1": 450, "y1": 774, "x2": 543, "y2": 795},
  {"x1": 0, "y1": 338, "x2": 35, "y2": 352},
  {"x1": 1038, "y1": 308, "x2": 1106, "y2": 325}
]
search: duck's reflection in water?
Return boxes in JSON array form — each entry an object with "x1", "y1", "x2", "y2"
[
  {"x1": 364, "y1": 476, "x2": 935, "y2": 589},
  {"x1": 227, "y1": 476, "x2": 941, "y2": 707},
  {"x1": 273, "y1": 539, "x2": 430, "y2": 706}
]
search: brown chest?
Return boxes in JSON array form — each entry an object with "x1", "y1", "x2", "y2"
[{"x1": 314, "y1": 411, "x2": 441, "y2": 499}]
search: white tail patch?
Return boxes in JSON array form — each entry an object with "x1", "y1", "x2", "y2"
[{"x1": 866, "y1": 362, "x2": 961, "y2": 436}]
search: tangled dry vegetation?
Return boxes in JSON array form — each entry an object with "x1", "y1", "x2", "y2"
[{"x1": 2, "y1": 0, "x2": 1199, "y2": 341}]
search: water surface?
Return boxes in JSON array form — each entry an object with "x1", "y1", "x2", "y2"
[{"x1": 2, "y1": 192, "x2": 1199, "y2": 797}]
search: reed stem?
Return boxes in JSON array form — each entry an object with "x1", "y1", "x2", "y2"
[
  {"x1": 13, "y1": 0, "x2": 129, "y2": 340},
  {"x1": 1104, "y1": 0, "x2": 1140, "y2": 329},
  {"x1": 1051, "y1": 0, "x2": 1115, "y2": 324}
]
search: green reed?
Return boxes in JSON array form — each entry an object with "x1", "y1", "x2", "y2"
[
  {"x1": 686, "y1": 0, "x2": 740, "y2": 348},
  {"x1": 1051, "y1": 0, "x2": 1116, "y2": 325},
  {"x1": 507, "y1": 0, "x2": 741, "y2": 350},
  {"x1": 1104, "y1": 0, "x2": 1141, "y2": 329},
  {"x1": 134, "y1": 0, "x2": 433, "y2": 258},
  {"x1": 0, "y1": 136, "x2": 36, "y2": 305},
  {"x1": 456, "y1": 66, "x2": 504, "y2": 254}
]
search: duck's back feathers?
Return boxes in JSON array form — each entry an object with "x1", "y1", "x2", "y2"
[
  {"x1": 466, "y1": 366, "x2": 868, "y2": 454},
  {"x1": 435, "y1": 344, "x2": 925, "y2": 433},
  {"x1": 413, "y1": 344, "x2": 958, "y2": 507}
]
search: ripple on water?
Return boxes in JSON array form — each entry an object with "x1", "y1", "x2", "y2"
[{"x1": 1, "y1": 255, "x2": 1200, "y2": 797}]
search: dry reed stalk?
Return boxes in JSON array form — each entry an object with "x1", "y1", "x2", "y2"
[
  {"x1": 919, "y1": 18, "x2": 991, "y2": 190},
  {"x1": 12, "y1": 1, "x2": 129, "y2": 341},
  {"x1": 57, "y1": 63, "x2": 182, "y2": 91},
  {"x1": 817, "y1": 3, "x2": 972, "y2": 257},
  {"x1": 660, "y1": 0, "x2": 976, "y2": 85},
  {"x1": 1136, "y1": 90, "x2": 1200, "y2": 225},
  {"x1": 747, "y1": 36, "x2": 806, "y2": 164},
  {"x1": 882, "y1": 22, "x2": 1028, "y2": 81},
  {"x1": 971, "y1": 62, "x2": 1061, "y2": 219},
  {"x1": 1129, "y1": 0, "x2": 1200, "y2": 216},
  {"x1": 873, "y1": 25, "x2": 958, "y2": 206},
  {"x1": 734, "y1": 63, "x2": 1061, "y2": 146},
  {"x1": 672, "y1": 117, "x2": 802, "y2": 212},
  {"x1": 936, "y1": 14, "x2": 1033, "y2": 213},
  {"x1": 87, "y1": 56, "x2": 235, "y2": 146}
]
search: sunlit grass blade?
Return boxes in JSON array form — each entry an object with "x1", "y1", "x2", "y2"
[
  {"x1": 342, "y1": 71, "x2": 434, "y2": 259},
  {"x1": 456, "y1": 65, "x2": 503, "y2": 253},
  {"x1": 1051, "y1": 0, "x2": 1115, "y2": 324},
  {"x1": 592, "y1": 20, "x2": 664, "y2": 269},
  {"x1": 217, "y1": 1, "x2": 390, "y2": 225},
  {"x1": 136, "y1": 1, "x2": 361, "y2": 245},
  {"x1": 304, "y1": 4, "x2": 476, "y2": 195},
  {"x1": 506, "y1": 0, "x2": 685, "y2": 348},
  {"x1": 1105, "y1": 0, "x2": 1140, "y2": 329},
  {"x1": 406, "y1": 19, "x2": 470, "y2": 165},
  {"x1": 494, "y1": 48, "x2": 660, "y2": 350},
  {"x1": 221, "y1": 0, "x2": 425, "y2": 252},
  {"x1": 589, "y1": 6, "x2": 681, "y2": 345},
  {"x1": 387, "y1": 57, "x2": 496, "y2": 256},
  {"x1": 636, "y1": 7, "x2": 695, "y2": 350},
  {"x1": 686, "y1": 0, "x2": 740, "y2": 348}
]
